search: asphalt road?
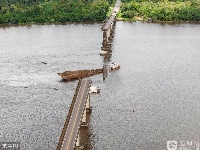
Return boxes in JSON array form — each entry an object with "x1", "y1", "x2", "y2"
[{"x1": 61, "y1": 79, "x2": 91, "y2": 150}]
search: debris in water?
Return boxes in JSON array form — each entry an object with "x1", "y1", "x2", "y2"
[{"x1": 41, "y1": 62, "x2": 47, "y2": 64}]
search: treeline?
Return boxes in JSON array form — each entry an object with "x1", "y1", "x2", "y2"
[
  {"x1": 119, "y1": 0, "x2": 200, "y2": 22},
  {"x1": 0, "y1": 0, "x2": 114, "y2": 25}
]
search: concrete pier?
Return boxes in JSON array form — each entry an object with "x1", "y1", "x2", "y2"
[{"x1": 101, "y1": 0, "x2": 121, "y2": 51}]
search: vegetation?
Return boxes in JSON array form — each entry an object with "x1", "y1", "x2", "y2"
[
  {"x1": 0, "y1": 0, "x2": 113, "y2": 25},
  {"x1": 1, "y1": 0, "x2": 199, "y2": 24},
  {"x1": 119, "y1": 0, "x2": 200, "y2": 22}
]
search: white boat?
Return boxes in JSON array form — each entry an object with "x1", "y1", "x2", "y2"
[
  {"x1": 90, "y1": 86, "x2": 100, "y2": 93},
  {"x1": 110, "y1": 62, "x2": 120, "y2": 70}
]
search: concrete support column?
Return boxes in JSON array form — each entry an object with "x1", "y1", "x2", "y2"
[
  {"x1": 108, "y1": 31, "x2": 112, "y2": 41},
  {"x1": 82, "y1": 107, "x2": 86, "y2": 123},
  {"x1": 76, "y1": 133, "x2": 80, "y2": 147},
  {"x1": 86, "y1": 93, "x2": 91, "y2": 112},
  {"x1": 110, "y1": 23, "x2": 113, "y2": 33},
  {"x1": 81, "y1": 107, "x2": 88, "y2": 127},
  {"x1": 103, "y1": 31, "x2": 107, "y2": 48},
  {"x1": 106, "y1": 28, "x2": 110, "y2": 42}
]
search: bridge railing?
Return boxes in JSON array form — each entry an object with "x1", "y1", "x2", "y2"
[{"x1": 56, "y1": 79, "x2": 82, "y2": 150}]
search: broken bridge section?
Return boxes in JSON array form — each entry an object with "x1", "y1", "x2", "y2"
[{"x1": 56, "y1": 1, "x2": 122, "y2": 149}]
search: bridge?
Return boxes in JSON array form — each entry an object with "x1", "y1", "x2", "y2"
[
  {"x1": 101, "y1": 0, "x2": 121, "y2": 51},
  {"x1": 56, "y1": 1, "x2": 121, "y2": 149},
  {"x1": 56, "y1": 79, "x2": 92, "y2": 150}
]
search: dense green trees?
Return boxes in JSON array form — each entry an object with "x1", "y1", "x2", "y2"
[
  {"x1": 119, "y1": 0, "x2": 200, "y2": 22},
  {"x1": 1, "y1": 0, "x2": 199, "y2": 25},
  {"x1": 0, "y1": 0, "x2": 111, "y2": 25}
]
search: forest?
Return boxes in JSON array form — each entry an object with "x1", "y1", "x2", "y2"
[
  {"x1": 0, "y1": 0, "x2": 200, "y2": 25},
  {"x1": 119, "y1": 0, "x2": 200, "y2": 22},
  {"x1": 0, "y1": 0, "x2": 114, "y2": 24}
]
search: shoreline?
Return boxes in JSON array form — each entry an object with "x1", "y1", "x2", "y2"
[
  {"x1": 117, "y1": 17, "x2": 200, "y2": 24},
  {"x1": 0, "y1": 19, "x2": 199, "y2": 28},
  {"x1": 0, "y1": 21, "x2": 104, "y2": 28}
]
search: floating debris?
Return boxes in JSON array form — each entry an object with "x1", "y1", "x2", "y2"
[{"x1": 41, "y1": 62, "x2": 47, "y2": 65}]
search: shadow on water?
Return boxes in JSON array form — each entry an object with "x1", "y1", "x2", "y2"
[
  {"x1": 79, "y1": 112, "x2": 93, "y2": 150},
  {"x1": 58, "y1": 78, "x2": 78, "y2": 83}
]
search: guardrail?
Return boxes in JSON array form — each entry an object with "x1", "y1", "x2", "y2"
[{"x1": 56, "y1": 79, "x2": 82, "y2": 150}]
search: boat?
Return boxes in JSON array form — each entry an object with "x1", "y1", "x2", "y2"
[
  {"x1": 58, "y1": 68, "x2": 103, "y2": 80},
  {"x1": 110, "y1": 62, "x2": 120, "y2": 70},
  {"x1": 90, "y1": 86, "x2": 100, "y2": 94}
]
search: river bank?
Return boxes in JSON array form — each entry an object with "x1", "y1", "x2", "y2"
[
  {"x1": 0, "y1": 0, "x2": 200, "y2": 26},
  {"x1": 118, "y1": 0, "x2": 200, "y2": 22},
  {"x1": 0, "y1": 0, "x2": 111, "y2": 25}
]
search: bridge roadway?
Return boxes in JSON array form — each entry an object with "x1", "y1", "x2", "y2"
[
  {"x1": 60, "y1": 79, "x2": 91, "y2": 150},
  {"x1": 102, "y1": 0, "x2": 121, "y2": 31}
]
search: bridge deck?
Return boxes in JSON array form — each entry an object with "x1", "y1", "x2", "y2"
[
  {"x1": 102, "y1": 0, "x2": 121, "y2": 31},
  {"x1": 58, "y1": 79, "x2": 91, "y2": 150},
  {"x1": 102, "y1": 15, "x2": 116, "y2": 31}
]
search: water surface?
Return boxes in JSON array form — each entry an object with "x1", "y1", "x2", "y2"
[{"x1": 0, "y1": 22, "x2": 200, "y2": 150}]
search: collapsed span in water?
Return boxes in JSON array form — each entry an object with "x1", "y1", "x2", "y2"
[{"x1": 57, "y1": 68, "x2": 104, "y2": 80}]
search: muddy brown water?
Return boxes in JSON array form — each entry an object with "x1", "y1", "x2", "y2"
[{"x1": 0, "y1": 22, "x2": 200, "y2": 150}]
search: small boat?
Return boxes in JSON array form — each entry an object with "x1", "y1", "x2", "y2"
[
  {"x1": 58, "y1": 68, "x2": 103, "y2": 81},
  {"x1": 90, "y1": 86, "x2": 100, "y2": 94},
  {"x1": 110, "y1": 62, "x2": 120, "y2": 70}
]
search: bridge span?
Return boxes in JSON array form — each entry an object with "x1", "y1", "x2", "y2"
[
  {"x1": 57, "y1": 1, "x2": 122, "y2": 149},
  {"x1": 57, "y1": 79, "x2": 91, "y2": 150},
  {"x1": 101, "y1": 0, "x2": 121, "y2": 51}
]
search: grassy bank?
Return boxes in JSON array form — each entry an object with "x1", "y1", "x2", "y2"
[
  {"x1": 119, "y1": 0, "x2": 200, "y2": 22},
  {"x1": 0, "y1": 0, "x2": 114, "y2": 25}
]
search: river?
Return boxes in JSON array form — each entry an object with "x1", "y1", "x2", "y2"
[{"x1": 0, "y1": 22, "x2": 200, "y2": 150}]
